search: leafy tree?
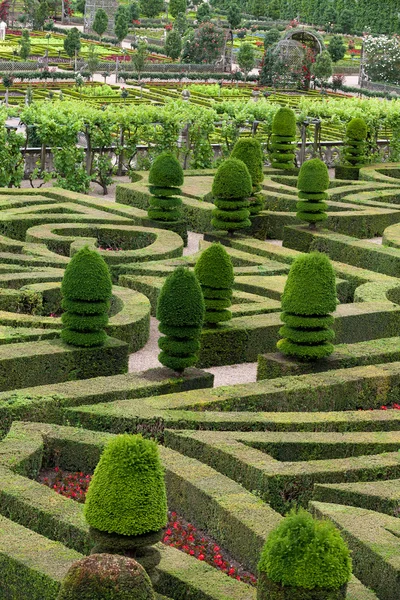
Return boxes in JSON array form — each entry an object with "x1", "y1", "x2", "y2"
[
  {"x1": 19, "y1": 29, "x2": 31, "y2": 60},
  {"x1": 269, "y1": 107, "x2": 297, "y2": 170},
  {"x1": 92, "y1": 8, "x2": 108, "y2": 40},
  {"x1": 32, "y1": 0, "x2": 51, "y2": 30},
  {"x1": 61, "y1": 246, "x2": 112, "y2": 347},
  {"x1": 231, "y1": 137, "x2": 264, "y2": 213},
  {"x1": 132, "y1": 41, "x2": 148, "y2": 83},
  {"x1": 212, "y1": 158, "x2": 252, "y2": 234},
  {"x1": 263, "y1": 27, "x2": 280, "y2": 50},
  {"x1": 323, "y1": 5, "x2": 336, "y2": 31},
  {"x1": 259, "y1": 47, "x2": 278, "y2": 85},
  {"x1": 250, "y1": 0, "x2": 267, "y2": 19},
  {"x1": 237, "y1": 42, "x2": 256, "y2": 81},
  {"x1": 140, "y1": 0, "x2": 164, "y2": 18},
  {"x1": 129, "y1": 1, "x2": 139, "y2": 20},
  {"x1": 76, "y1": 0, "x2": 85, "y2": 13},
  {"x1": 0, "y1": 127, "x2": 24, "y2": 187},
  {"x1": 54, "y1": 145, "x2": 90, "y2": 193},
  {"x1": 338, "y1": 8, "x2": 355, "y2": 34},
  {"x1": 63, "y1": 27, "x2": 81, "y2": 58},
  {"x1": 196, "y1": 2, "x2": 210, "y2": 22},
  {"x1": 157, "y1": 267, "x2": 204, "y2": 373},
  {"x1": 165, "y1": 29, "x2": 182, "y2": 60},
  {"x1": 87, "y1": 44, "x2": 100, "y2": 79},
  {"x1": 328, "y1": 35, "x2": 346, "y2": 62},
  {"x1": 114, "y1": 6, "x2": 130, "y2": 43},
  {"x1": 296, "y1": 157, "x2": 330, "y2": 227},
  {"x1": 311, "y1": 51, "x2": 333, "y2": 88},
  {"x1": 169, "y1": 0, "x2": 186, "y2": 18},
  {"x1": 194, "y1": 243, "x2": 234, "y2": 326},
  {"x1": 182, "y1": 22, "x2": 224, "y2": 63},
  {"x1": 227, "y1": 3, "x2": 241, "y2": 29},
  {"x1": 174, "y1": 11, "x2": 188, "y2": 35}
]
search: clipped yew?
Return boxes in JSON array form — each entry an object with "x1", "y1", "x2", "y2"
[
  {"x1": 296, "y1": 158, "x2": 330, "y2": 228},
  {"x1": 231, "y1": 138, "x2": 264, "y2": 214},
  {"x1": 269, "y1": 107, "x2": 297, "y2": 170},
  {"x1": 277, "y1": 252, "x2": 337, "y2": 361},
  {"x1": 84, "y1": 434, "x2": 167, "y2": 582},
  {"x1": 61, "y1": 246, "x2": 112, "y2": 347},
  {"x1": 57, "y1": 554, "x2": 155, "y2": 600},
  {"x1": 212, "y1": 158, "x2": 252, "y2": 234},
  {"x1": 336, "y1": 117, "x2": 368, "y2": 180},
  {"x1": 157, "y1": 266, "x2": 204, "y2": 372},
  {"x1": 257, "y1": 509, "x2": 352, "y2": 600},
  {"x1": 194, "y1": 243, "x2": 234, "y2": 325}
]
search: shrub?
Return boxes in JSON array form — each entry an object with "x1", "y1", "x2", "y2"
[
  {"x1": 258, "y1": 509, "x2": 351, "y2": 597},
  {"x1": 296, "y1": 158, "x2": 330, "y2": 227},
  {"x1": 60, "y1": 246, "x2": 112, "y2": 347},
  {"x1": 194, "y1": 243, "x2": 234, "y2": 325},
  {"x1": 231, "y1": 138, "x2": 264, "y2": 214},
  {"x1": 343, "y1": 117, "x2": 368, "y2": 166},
  {"x1": 147, "y1": 152, "x2": 184, "y2": 223},
  {"x1": 269, "y1": 107, "x2": 297, "y2": 170},
  {"x1": 57, "y1": 554, "x2": 155, "y2": 599},
  {"x1": 277, "y1": 252, "x2": 337, "y2": 361},
  {"x1": 157, "y1": 266, "x2": 204, "y2": 372},
  {"x1": 211, "y1": 158, "x2": 252, "y2": 233},
  {"x1": 84, "y1": 434, "x2": 167, "y2": 536}
]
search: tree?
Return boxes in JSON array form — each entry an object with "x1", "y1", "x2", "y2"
[
  {"x1": 169, "y1": 0, "x2": 186, "y2": 18},
  {"x1": 165, "y1": 29, "x2": 182, "y2": 60},
  {"x1": 250, "y1": 0, "x2": 267, "y2": 19},
  {"x1": 231, "y1": 137, "x2": 264, "y2": 214},
  {"x1": 174, "y1": 11, "x2": 188, "y2": 35},
  {"x1": 212, "y1": 158, "x2": 252, "y2": 234},
  {"x1": 92, "y1": 8, "x2": 108, "y2": 40},
  {"x1": 157, "y1": 267, "x2": 204, "y2": 373},
  {"x1": 129, "y1": 1, "x2": 139, "y2": 20},
  {"x1": 338, "y1": 8, "x2": 355, "y2": 34},
  {"x1": 269, "y1": 107, "x2": 297, "y2": 170},
  {"x1": 263, "y1": 27, "x2": 280, "y2": 50},
  {"x1": 76, "y1": 0, "x2": 85, "y2": 13},
  {"x1": 196, "y1": 2, "x2": 210, "y2": 22},
  {"x1": 140, "y1": 0, "x2": 163, "y2": 18},
  {"x1": 148, "y1": 151, "x2": 184, "y2": 224},
  {"x1": 114, "y1": 6, "x2": 129, "y2": 44},
  {"x1": 311, "y1": 51, "x2": 332, "y2": 88},
  {"x1": 63, "y1": 27, "x2": 81, "y2": 59},
  {"x1": 237, "y1": 42, "x2": 256, "y2": 81},
  {"x1": 0, "y1": 0, "x2": 9, "y2": 21},
  {"x1": 227, "y1": 3, "x2": 241, "y2": 29},
  {"x1": 132, "y1": 41, "x2": 148, "y2": 83},
  {"x1": 60, "y1": 246, "x2": 112, "y2": 347},
  {"x1": 194, "y1": 243, "x2": 234, "y2": 326},
  {"x1": 328, "y1": 35, "x2": 346, "y2": 62},
  {"x1": 323, "y1": 5, "x2": 336, "y2": 31},
  {"x1": 340, "y1": 117, "x2": 368, "y2": 178},
  {"x1": 19, "y1": 29, "x2": 31, "y2": 60},
  {"x1": 182, "y1": 22, "x2": 225, "y2": 64},
  {"x1": 259, "y1": 47, "x2": 278, "y2": 85},
  {"x1": 296, "y1": 158, "x2": 330, "y2": 227},
  {"x1": 87, "y1": 44, "x2": 100, "y2": 79},
  {"x1": 32, "y1": 0, "x2": 51, "y2": 30}
]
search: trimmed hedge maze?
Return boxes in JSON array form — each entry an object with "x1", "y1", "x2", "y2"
[{"x1": 2, "y1": 170, "x2": 400, "y2": 599}]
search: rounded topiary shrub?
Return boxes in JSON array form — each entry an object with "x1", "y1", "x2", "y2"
[
  {"x1": 269, "y1": 107, "x2": 297, "y2": 170},
  {"x1": 194, "y1": 243, "x2": 234, "y2": 325},
  {"x1": 84, "y1": 434, "x2": 167, "y2": 537},
  {"x1": 157, "y1": 266, "x2": 204, "y2": 372},
  {"x1": 257, "y1": 509, "x2": 352, "y2": 600},
  {"x1": 277, "y1": 252, "x2": 337, "y2": 361},
  {"x1": 231, "y1": 138, "x2": 264, "y2": 214},
  {"x1": 296, "y1": 158, "x2": 330, "y2": 227},
  {"x1": 60, "y1": 246, "x2": 112, "y2": 347},
  {"x1": 211, "y1": 158, "x2": 252, "y2": 234},
  {"x1": 57, "y1": 554, "x2": 155, "y2": 600},
  {"x1": 344, "y1": 118, "x2": 368, "y2": 167}
]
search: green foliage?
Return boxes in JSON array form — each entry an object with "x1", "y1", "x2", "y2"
[
  {"x1": 157, "y1": 267, "x2": 204, "y2": 372},
  {"x1": 114, "y1": 6, "x2": 130, "y2": 43},
  {"x1": 129, "y1": 1, "x2": 140, "y2": 20},
  {"x1": 259, "y1": 47, "x2": 278, "y2": 86},
  {"x1": 277, "y1": 252, "x2": 337, "y2": 361},
  {"x1": 182, "y1": 22, "x2": 225, "y2": 63},
  {"x1": 272, "y1": 107, "x2": 297, "y2": 137},
  {"x1": 227, "y1": 3, "x2": 241, "y2": 29},
  {"x1": 258, "y1": 508, "x2": 352, "y2": 590},
  {"x1": 149, "y1": 152, "x2": 183, "y2": 188},
  {"x1": 296, "y1": 158, "x2": 330, "y2": 225},
  {"x1": 338, "y1": 8, "x2": 356, "y2": 34},
  {"x1": 165, "y1": 30, "x2": 182, "y2": 60},
  {"x1": 86, "y1": 45, "x2": 100, "y2": 77},
  {"x1": 263, "y1": 28, "x2": 280, "y2": 51},
  {"x1": 57, "y1": 554, "x2": 155, "y2": 599},
  {"x1": 195, "y1": 243, "x2": 234, "y2": 325},
  {"x1": 92, "y1": 9, "x2": 108, "y2": 39},
  {"x1": 174, "y1": 12, "x2": 188, "y2": 35},
  {"x1": 169, "y1": 0, "x2": 186, "y2": 18},
  {"x1": 84, "y1": 434, "x2": 167, "y2": 536},
  {"x1": 19, "y1": 29, "x2": 31, "y2": 60},
  {"x1": 270, "y1": 107, "x2": 297, "y2": 170},
  {"x1": 0, "y1": 128, "x2": 24, "y2": 188},
  {"x1": 250, "y1": 0, "x2": 267, "y2": 18},
  {"x1": 312, "y1": 51, "x2": 333, "y2": 86},
  {"x1": 197, "y1": 2, "x2": 210, "y2": 22},
  {"x1": 212, "y1": 158, "x2": 252, "y2": 232},
  {"x1": 237, "y1": 42, "x2": 256, "y2": 81},
  {"x1": 63, "y1": 27, "x2": 81, "y2": 58},
  {"x1": 53, "y1": 146, "x2": 91, "y2": 194},
  {"x1": 328, "y1": 35, "x2": 346, "y2": 63},
  {"x1": 140, "y1": 0, "x2": 164, "y2": 18},
  {"x1": 61, "y1": 246, "x2": 112, "y2": 347},
  {"x1": 230, "y1": 137, "x2": 264, "y2": 213},
  {"x1": 132, "y1": 41, "x2": 148, "y2": 79},
  {"x1": 344, "y1": 117, "x2": 368, "y2": 167}
]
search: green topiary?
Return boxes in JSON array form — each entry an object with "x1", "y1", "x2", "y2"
[
  {"x1": 212, "y1": 158, "x2": 252, "y2": 233},
  {"x1": 257, "y1": 509, "x2": 351, "y2": 599},
  {"x1": 147, "y1": 152, "x2": 184, "y2": 223},
  {"x1": 343, "y1": 117, "x2": 368, "y2": 167},
  {"x1": 157, "y1": 266, "x2": 204, "y2": 372},
  {"x1": 296, "y1": 158, "x2": 330, "y2": 227},
  {"x1": 277, "y1": 252, "x2": 337, "y2": 361},
  {"x1": 57, "y1": 554, "x2": 155, "y2": 600},
  {"x1": 194, "y1": 243, "x2": 234, "y2": 325},
  {"x1": 60, "y1": 246, "x2": 112, "y2": 347},
  {"x1": 269, "y1": 107, "x2": 297, "y2": 170},
  {"x1": 84, "y1": 434, "x2": 167, "y2": 537},
  {"x1": 231, "y1": 138, "x2": 264, "y2": 214}
]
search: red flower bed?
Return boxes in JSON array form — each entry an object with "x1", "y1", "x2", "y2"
[{"x1": 39, "y1": 467, "x2": 256, "y2": 586}]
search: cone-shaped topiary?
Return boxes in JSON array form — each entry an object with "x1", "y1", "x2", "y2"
[
  {"x1": 84, "y1": 434, "x2": 167, "y2": 537},
  {"x1": 269, "y1": 107, "x2": 297, "y2": 170},
  {"x1": 277, "y1": 252, "x2": 337, "y2": 361},
  {"x1": 60, "y1": 246, "x2": 112, "y2": 347},
  {"x1": 211, "y1": 158, "x2": 252, "y2": 234},
  {"x1": 57, "y1": 554, "x2": 155, "y2": 600},
  {"x1": 343, "y1": 117, "x2": 368, "y2": 167},
  {"x1": 157, "y1": 266, "x2": 204, "y2": 372},
  {"x1": 194, "y1": 243, "x2": 234, "y2": 325},
  {"x1": 231, "y1": 138, "x2": 264, "y2": 214},
  {"x1": 148, "y1": 152, "x2": 184, "y2": 223},
  {"x1": 296, "y1": 158, "x2": 330, "y2": 227},
  {"x1": 257, "y1": 509, "x2": 352, "y2": 600}
]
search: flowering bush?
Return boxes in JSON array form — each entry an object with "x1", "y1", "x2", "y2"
[
  {"x1": 363, "y1": 35, "x2": 400, "y2": 85},
  {"x1": 164, "y1": 23, "x2": 173, "y2": 31},
  {"x1": 236, "y1": 28, "x2": 247, "y2": 39}
]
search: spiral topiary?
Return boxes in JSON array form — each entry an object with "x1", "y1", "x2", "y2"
[
  {"x1": 296, "y1": 158, "x2": 330, "y2": 228},
  {"x1": 344, "y1": 118, "x2": 368, "y2": 166},
  {"x1": 277, "y1": 252, "x2": 337, "y2": 361},
  {"x1": 157, "y1": 266, "x2": 204, "y2": 372},
  {"x1": 257, "y1": 509, "x2": 352, "y2": 600},
  {"x1": 231, "y1": 138, "x2": 264, "y2": 214},
  {"x1": 211, "y1": 158, "x2": 252, "y2": 234},
  {"x1": 194, "y1": 243, "x2": 234, "y2": 326},
  {"x1": 269, "y1": 107, "x2": 297, "y2": 170},
  {"x1": 60, "y1": 246, "x2": 112, "y2": 347},
  {"x1": 57, "y1": 554, "x2": 155, "y2": 600}
]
